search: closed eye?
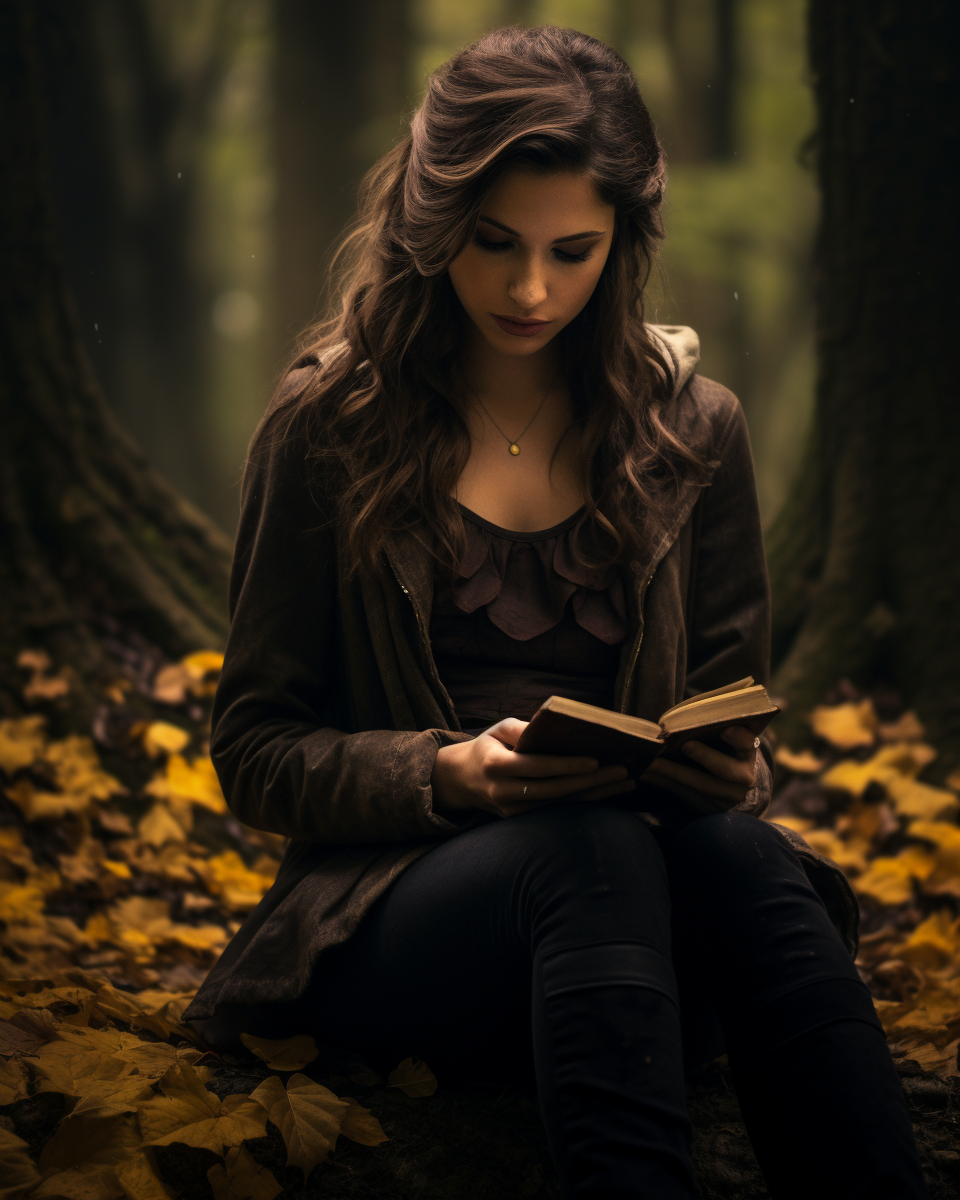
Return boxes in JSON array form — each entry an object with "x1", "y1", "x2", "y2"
[{"x1": 472, "y1": 234, "x2": 595, "y2": 264}]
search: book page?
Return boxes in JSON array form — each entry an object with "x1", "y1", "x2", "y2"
[{"x1": 660, "y1": 677, "x2": 755, "y2": 720}]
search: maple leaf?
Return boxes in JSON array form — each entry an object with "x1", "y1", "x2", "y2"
[
  {"x1": 240, "y1": 1031, "x2": 319, "y2": 1070},
  {"x1": 0, "y1": 1126, "x2": 42, "y2": 1198},
  {"x1": 140, "y1": 1061, "x2": 267, "y2": 1155},
  {"x1": 198, "y1": 851, "x2": 276, "y2": 910},
  {"x1": 250, "y1": 1073, "x2": 347, "y2": 1177},
  {"x1": 387, "y1": 1056, "x2": 438, "y2": 1097},
  {"x1": 207, "y1": 1145, "x2": 282, "y2": 1200}
]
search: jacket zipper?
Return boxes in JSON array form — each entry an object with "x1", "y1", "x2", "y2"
[
  {"x1": 619, "y1": 569, "x2": 656, "y2": 713},
  {"x1": 388, "y1": 560, "x2": 462, "y2": 731}
]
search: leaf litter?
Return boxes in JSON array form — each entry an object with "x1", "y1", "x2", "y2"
[
  {"x1": 0, "y1": 649, "x2": 399, "y2": 1199},
  {"x1": 2, "y1": 655, "x2": 957, "y2": 1196}
]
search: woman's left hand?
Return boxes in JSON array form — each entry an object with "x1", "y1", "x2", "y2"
[{"x1": 640, "y1": 725, "x2": 759, "y2": 808}]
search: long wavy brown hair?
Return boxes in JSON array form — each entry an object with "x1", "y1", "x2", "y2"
[{"x1": 266, "y1": 24, "x2": 707, "y2": 586}]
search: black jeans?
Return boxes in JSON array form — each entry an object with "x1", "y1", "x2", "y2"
[{"x1": 237, "y1": 806, "x2": 928, "y2": 1199}]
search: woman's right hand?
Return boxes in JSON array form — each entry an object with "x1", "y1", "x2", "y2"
[{"x1": 431, "y1": 717, "x2": 635, "y2": 818}]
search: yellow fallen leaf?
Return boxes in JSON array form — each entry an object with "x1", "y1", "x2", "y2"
[
  {"x1": 774, "y1": 747, "x2": 825, "y2": 773},
  {"x1": 45, "y1": 736, "x2": 126, "y2": 806},
  {"x1": 820, "y1": 741, "x2": 937, "y2": 799},
  {"x1": 340, "y1": 1097, "x2": 388, "y2": 1146},
  {"x1": 138, "y1": 802, "x2": 190, "y2": 848},
  {"x1": 152, "y1": 664, "x2": 191, "y2": 705},
  {"x1": 892, "y1": 1037, "x2": 959, "y2": 1077},
  {"x1": 31, "y1": 1026, "x2": 136, "y2": 1098},
  {"x1": 182, "y1": 651, "x2": 224, "y2": 678},
  {"x1": 887, "y1": 992, "x2": 960, "y2": 1041},
  {"x1": 387, "y1": 1056, "x2": 438, "y2": 1097},
  {"x1": 240, "y1": 1032, "x2": 319, "y2": 1070},
  {"x1": 0, "y1": 714, "x2": 47, "y2": 775},
  {"x1": 38, "y1": 1111, "x2": 142, "y2": 1175},
  {"x1": 801, "y1": 829, "x2": 870, "y2": 874},
  {"x1": 207, "y1": 1144, "x2": 282, "y2": 1200},
  {"x1": 808, "y1": 700, "x2": 877, "y2": 749},
  {"x1": 895, "y1": 910, "x2": 960, "y2": 973},
  {"x1": 250, "y1": 1073, "x2": 346, "y2": 1177},
  {"x1": 761, "y1": 814, "x2": 812, "y2": 833},
  {"x1": 145, "y1": 754, "x2": 225, "y2": 813},
  {"x1": 852, "y1": 846, "x2": 937, "y2": 906},
  {"x1": 200, "y1": 851, "x2": 276, "y2": 910},
  {"x1": 142, "y1": 723, "x2": 191, "y2": 758},
  {"x1": 0, "y1": 882, "x2": 46, "y2": 923},
  {"x1": 33, "y1": 1164, "x2": 124, "y2": 1200},
  {"x1": 0, "y1": 1055, "x2": 31, "y2": 1104},
  {"x1": 140, "y1": 1062, "x2": 267, "y2": 1155},
  {"x1": 114, "y1": 1153, "x2": 175, "y2": 1200},
  {"x1": 877, "y1": 711, "x2": 926, "y2": 742},
  {"x1": 885, "y1": 776, "x2": 959, "y2": 821},
  {"x1": 0, "y1": 1126, "x2": 42, "y2": 1198}
]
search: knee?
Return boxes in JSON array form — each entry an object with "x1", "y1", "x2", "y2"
[
  {"x1": 669, "y1": 810, "x2": 788, "y2": 881},
  {"x1": 512, "y1": 802, "x2": 667, "y2": 896}
]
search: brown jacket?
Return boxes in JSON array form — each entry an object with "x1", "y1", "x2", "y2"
[{"x1": 184, "y1": 326, "x2": 858, "y2": 1024}]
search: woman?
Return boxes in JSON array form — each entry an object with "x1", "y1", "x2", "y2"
[{"x1": 184, "y1": 26, "x2": 927, "y2": 1199}]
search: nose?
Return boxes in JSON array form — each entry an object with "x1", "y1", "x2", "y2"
[{"x1": 507, "y1": 254, "x2": 548, "y2": 312}]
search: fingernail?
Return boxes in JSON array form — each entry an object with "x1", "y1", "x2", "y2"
[{"x1": 681, "y1": 742, "x2": 697, "y2": 755}]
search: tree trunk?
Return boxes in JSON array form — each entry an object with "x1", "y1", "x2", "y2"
[
  {"x1": 272, "y1": 0, "x2": 413, "y2": 364},
  {"x1": 0, "y1": 0, "x2": 231, "y2": 724},
  {"x1": 36, "y1": 0, "x2": 240, "y2": 524},
  {"x1": 767, "y1": 1, "x2": 960, "y2": 767}
]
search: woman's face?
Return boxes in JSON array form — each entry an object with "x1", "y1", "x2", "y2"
[{"x1": 447, "y1": 169, "x2": 615, "y2": 357}]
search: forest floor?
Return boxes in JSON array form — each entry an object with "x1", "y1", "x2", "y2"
[{"x1": 1, "y1": 649, "x2": 959, "y2": 1199}]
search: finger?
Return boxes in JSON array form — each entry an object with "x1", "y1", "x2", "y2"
[
  {"x1": 503, "y1": 764, "x2": 628, "y2": 802},
  {"x1": 643, "y1": 757, "x2": 748, "y2": 803},
  {"x1": 679, "y1": 740, "x2": 757, "y2": 783},
  {"x1": 482, "y1": 718, "x2": 529, "y2": 750},
  {"x1": 491, "y1": 749, "x2": 602, "y2": 778},
  {"x1": 719, "y1": 725, "x2": 762, "y2": 756},
  {"x1": 507, "y1": 777, "x2": 636, "y2": 815}
]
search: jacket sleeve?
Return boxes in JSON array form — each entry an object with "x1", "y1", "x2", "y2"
[
  {"x1": 209, "y1": 401, "x2": 471, "y2": 845},
  {"x1": 683, "y1": 396, "x2": 774, "y2": 816}
]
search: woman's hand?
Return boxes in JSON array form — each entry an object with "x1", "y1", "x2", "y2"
[
  {"x1": 431, "y1": 718, "x2": 636, "y2": 818},
  {"x1": 640, "y1": 725, "x2": 759, "y2": 809}
]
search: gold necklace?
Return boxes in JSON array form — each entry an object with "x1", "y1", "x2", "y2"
[{"x1": 471, "y1": 378, "x2": 554, "y2": 456}]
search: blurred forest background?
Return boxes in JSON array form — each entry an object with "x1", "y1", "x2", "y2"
[{"x1": 38, "y1": 0, "x2": 817, "y2": 534}]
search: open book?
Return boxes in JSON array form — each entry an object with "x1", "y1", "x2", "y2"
[{"x1": 513, "y1": 677, "x2": 778, "y2": 815}]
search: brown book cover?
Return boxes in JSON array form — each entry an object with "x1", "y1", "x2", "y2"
[{"x1": 512, "y1": 678, "x2": 778, "y2": 817}]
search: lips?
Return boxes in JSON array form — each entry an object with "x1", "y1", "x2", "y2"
[{"x1": 492, "y1": 314, "x2": 553, "y2": 338}]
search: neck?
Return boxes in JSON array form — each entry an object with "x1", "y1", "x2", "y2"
[{"x1": 460, "y1": 324, "x2": 562, "y2": 416}]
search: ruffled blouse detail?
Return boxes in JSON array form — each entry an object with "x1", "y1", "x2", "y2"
[{"x1": 448, "y1": 505, "x2": 627, "y2": 645}]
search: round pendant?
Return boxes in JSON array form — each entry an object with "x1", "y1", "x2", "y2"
[{"x1": 509, "y1": 443, "x2": 521, "y2": 456}]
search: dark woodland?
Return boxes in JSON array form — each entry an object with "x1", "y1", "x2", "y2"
[{"x1": 1, "y1": 2, "x2": 958, "y2": 1198}]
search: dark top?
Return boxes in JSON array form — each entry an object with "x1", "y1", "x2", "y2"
[{"x1": 430, "y1": 503, "x2": 628, "y2": 729}]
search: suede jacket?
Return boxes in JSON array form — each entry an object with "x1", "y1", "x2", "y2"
[{"x1": 184, "y1": 326, "x2": 858, "y2": 1024}]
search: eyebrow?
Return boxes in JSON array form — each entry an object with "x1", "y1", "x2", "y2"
[{"x1": 477, "y1": 215, "x2": 605, "y2": 244}]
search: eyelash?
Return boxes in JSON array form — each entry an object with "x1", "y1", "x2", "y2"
[{"x1": 472, "y1": 234, "x2": 593, "y2": 264}]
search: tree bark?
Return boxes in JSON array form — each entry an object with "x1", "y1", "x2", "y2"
[
  {"x1": 35, "y1": 0, "x2": 240, "y2": 523},
  {"x1": 0, "y1": 0, "x2": 231, "y2": 723},
  {"x1": 272, "y1": 0, "x2": 413, "y2": 364},
  {"x1": 767, "y1": 1, "x2": 960, "y2": 766}
]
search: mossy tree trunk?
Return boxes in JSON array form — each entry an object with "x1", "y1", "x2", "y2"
[
  {"x1": 767, "y1": 0, "x2": 960, "y2": 766},
  {"x1": 0, "y1": 1, "x2": 231, "y2": 723}
]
